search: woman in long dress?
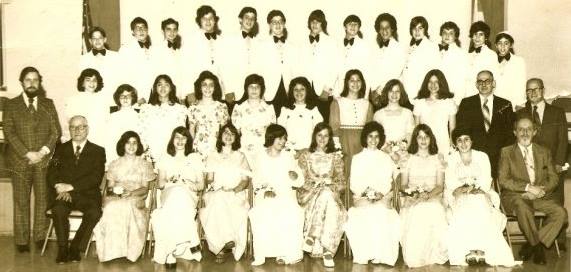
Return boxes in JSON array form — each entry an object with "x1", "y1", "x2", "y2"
[
  {"x1": 400, "y1": 124, "x2": 448, "y2": 268},
  {"x1": 187, "y1": 70, "x2": 229, "y2": 157},
  {"x1": 445, "y1": 127, "x2": 516, "y2": 266},
  {"x1": 297, "y1": 122, "x2": 346, "y2": 267},
  {"x1": 249, "y1": 124, "x2": 304, "y2": 266},
  {"x1": 199, "y1": 123, "x2": 250, "y2": 263},
  {"x1": 105, "y1": 84, "x2": 141, "y2": 165},
  {"x1": 151, "y1": 127, "x2": 204, "y2": 269},
  {"x1": 413, "y1": 69, "x2": 457, "y2": 155},
  {"x1": 93, "y1": 131, "x2": 155, "y2": 262},
  {"x1": 346, "y1": 122, "x2": 401, "y2": 266}
]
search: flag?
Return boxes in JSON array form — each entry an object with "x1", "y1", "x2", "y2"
[{"x1": 82, "y1": 0, "x2": 93, "y2": 54}]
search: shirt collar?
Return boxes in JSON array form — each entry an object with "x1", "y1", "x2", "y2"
[
  {"x1": 532, "y1": 100, "x2": 545, "y2": 112},
  {"x1": 479, "y1": 94, "x2": 494, "y2": 105},
  {"x1": 517, "y1": 143, "x2": 532, "y2": 154},
  {"x1": 72, "y1": 140, "x2": 88, "y2": 152}
]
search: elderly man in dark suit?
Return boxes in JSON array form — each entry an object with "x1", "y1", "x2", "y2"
[
  {"x1": 47, "y1": 115, "x2": 105, "y2": 264},
  {"x1": 498, "y1": 115, "x2": 567, "y2": 265},
  {"x1": 456, "y1": 70, "x2": 515, "y2": 178},
  {"x1": 3, "y1": 67, "x2": 61, "y2": 252}
]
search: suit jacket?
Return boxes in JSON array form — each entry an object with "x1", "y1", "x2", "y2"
[
  {"x1": 47, "y1": 140, "x2": 106, "y2": 207},
  {"x1": 516, "y1": 102, "x2": 568, "y2": 166},
  {"x1": 456, "y1": 94, "x2": 515, "y2": 176},
  {"x1": 498, "y1": 143, "x2": 559, "y2": 197},
  {"x1": 3, "y1": 94, "x2": 61, "y2": 169}
]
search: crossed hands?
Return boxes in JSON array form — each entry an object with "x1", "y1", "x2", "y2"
[{"x1": 522, "y1": 185, "x2": 546, "y2": 200}]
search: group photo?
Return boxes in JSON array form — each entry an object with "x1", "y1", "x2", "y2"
[{"x1": 0, "y1": 0, "x2": 570, "y2": 271}]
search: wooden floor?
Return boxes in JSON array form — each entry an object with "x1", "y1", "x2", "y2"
[{"x1": 0, "y1": 236, "x2": 568, "y2": 272}]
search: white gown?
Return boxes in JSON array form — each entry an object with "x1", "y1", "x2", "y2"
[
  {"x1": 277, "y1": 104, "x2": 323, "y2": 151},
  {"x1": 413, "y1": 98, "x2": 457, "y2": 155},
  {"x1": 138, "y1": 103, "x2": 187, "y2": 161},
  {"x1": 104, "y1": 107, "x2": 141, "y2": 167},
  {"x1": 231, "y1": 101, "x2": 276, "y2": 164}
]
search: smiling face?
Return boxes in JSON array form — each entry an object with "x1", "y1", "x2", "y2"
[
  {"x1": 416, "y1": 130, "x2": 430, "y2": 150},
  {"x1": 366, "y1": 130, "x2": 380, "y2": 149},
  {"x1": 90, "y1": 31, "x2": 107, "y2": 50},
  {"x1": 124, "y1": 137, "x2": 139, "y2": 156},
  {"x1": 310, "y1": 19, "x2": 323, "y2": 36},
  {"x1": 378, "y1": 20, "x2": 393, "y2": 41},
  {"x1": 472, "y1": 31, "x2": 486, "y2": 48},
  {"x1": 272, "y1": 135, "x2": 287, "y2": 151},
  {"x1": 69, "y1": 116, "x2": 89, "y2": 143},
  {"x1": 441, "y1": 28, "x2": 456, "y2": 45},
  {"x1": 388, "y1": 84, "x2": 401, "y2": 104},
  {"x1": 163, "y1": 23, "x2": 178, "y2": 42},
  {"x1": 119, "y1": 90, "x2": 133, "y2": 107},
  {"x1": 428, "y1": 75, "x2": 440, "y2": 96},
  {"x1": 201, "y1": 78, "x2": 215, "y2": 99},
  {"x1": 348, "y1": 74, "x2": 362, "y2": 94},
  {"x1": 200, "y1": 12, "x2": 216, "y2": 33},
  {"x1": 344, "y1": 21, "x2": 360, "y2": 38},
  {"x1": 496, "y1": 37, "x2": 512, "y2": 56},
  {"x1": 455, "y1": 135, "x2": 472, "y2": 153},
  {"x1": 315, "y1": 128, "x2": 330, "y2": 150},
  {"x1": 82, "y1": 75, "x2": 98, "y2": 93},
  {"x1": 221, "y1": 127, "x2": 236, "y2": 147},
  {"x1": 412, "y1": 23, "x2": 426, "y2": 40},
  {"x1": 514, "y1": 118, "x2": 536, "y2": 147},
  {"x1": 156, "y1": 78, "x2": 171, "y2": 99},
  {"x1": 240, "y1": 12, "x2": 256, "y2": 32},
  {"x1": 173, "y1": 132, "x2": 188, "y2": 151},
  {"x1": 132, "y1": 23, "x2": 148, "y2": 42},
  {"x1": 293, "y1": 83, "x2": 307, "y2": 104}
]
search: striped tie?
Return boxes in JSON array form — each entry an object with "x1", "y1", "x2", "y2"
[
  {"x1": 74, "y1": 145, "x2": 81, "y2": 164},
  {"x1": 523, "y1": 147, "x2": 535, "y2": 184},
  {"x1": 533, "y1": 105, "x2": 541, "y2": 126},
  {"x1": 482, "y1": 98, "x2": 491, "y2": 132}
]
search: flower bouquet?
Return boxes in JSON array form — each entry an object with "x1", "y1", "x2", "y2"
[
  {"x1": 400, "y1": 185, "x2": 429, "y2": 207},
  {"x1": 382, "y1": 139, "x2": 409, "y2": 165}
]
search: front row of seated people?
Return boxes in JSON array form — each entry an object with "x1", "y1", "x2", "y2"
[{"x1": 47, "y1": 114, "x2": 566, "y2": 268}]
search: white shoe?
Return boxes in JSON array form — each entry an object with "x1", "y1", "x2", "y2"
[
  {"x1": 251, "y1": 258, "x2": 265, "y2": 266},
  {"x1": 323, "y1": 256, "x2": 335, "y2": 267}
]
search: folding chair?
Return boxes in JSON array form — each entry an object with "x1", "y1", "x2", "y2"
[
  {"x1": 141, "y1": 179, "x2": 157, "y2": 257},
  {"x1": 246, "y1": 178, "x2": 254, "y2": 259}
]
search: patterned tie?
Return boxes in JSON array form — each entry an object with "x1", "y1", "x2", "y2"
[
  {"x1": 482, "y1": 97, "x2": 491, "y2": 132},
  {"x1": 533, "y1": 105, "x2": 541, "y2": 126},
  {"x1": 74, "y1": 145, "x2": 81, "y2": 164},
  {"x1": 523, "y1": 147, "x2": 535, "y2": 184},
  {"x1": 27, "y1": 97, "x2": 36, "y2": 114}
]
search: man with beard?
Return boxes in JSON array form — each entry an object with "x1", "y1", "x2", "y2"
[{"x1": 3, "y1": 66, "x2": 61, "y2": 252}]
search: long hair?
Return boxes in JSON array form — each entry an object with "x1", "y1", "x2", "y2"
[
  {"x1": 193, "y1": 70, "x2": 223, "y2": 102},
  {"x1": 238, "y1": 74, "x2": 266, "y2": 103},
  {"x1": 238, "y1": 7, "x2": 259, "y2": 37},
  {"x1": 307, "y1": 10, "x2": 328, "y2": 35},
  {"x1": 148, "y1": 74, "x2": 179, "y2": 105},
  {"x1": 285, "y1": 76, "x2": 317, "y2": 110},
  {"x1": 308, "y1": 122, "x2": 336, "y2": 153},
  {"x1": 343, "y1": 15, "x2": 363, "y2": 38},
  {"x1": 215, "y1": 123, "x2": 241, "y2": 152},
  {"x1": 166, "y1": 126, "x2": 194, "y2": 156},
  {"x1": 340, "y1": 69, "x2": 367, "y2": 98},
  {"x1": 409, "y1": 16, "x2": 429, "y2": 39},
  {"x1": 264, "y1": 124, "x2": 287, "y2": 148},
  {"x1": 408, "y1": 124, "x2": 438, "y2": 155},
  {"x1": 116, "y1": 131, "x2": 144, "y2": 156},
  {"x1": 374, "y1": 13, "x2": 398, "y2": 46},
  {"x1": 416, "y1": 69, "x2": 454, "y2": 99},
  {"x1": 378, "y1": 79, "x2": 414, "y2": 110},
  {"x1": 195, "y1": 5, "x2": 221, "y2": 35}
]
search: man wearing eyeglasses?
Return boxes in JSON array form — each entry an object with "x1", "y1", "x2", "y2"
[
  {"x1": 47, "y1": 115, "x2": 105, "y2": 264},
  {"x1": 456, "y1": 70, "x2": 515, "y2": 178}
]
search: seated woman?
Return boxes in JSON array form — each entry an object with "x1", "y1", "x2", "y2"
[
  {"x1": 93, "y1": 131, "x2": 155, "y2": 262},
  {"x1": 151, "y1": 127, "x2": 204, "y2": 269},
  {"x1": 445, "y1": 127, "x2": 515, "y2": 266},
  {"x1": 105, "y1": 84, "x2": 141, "y2": 165},
  {"x1": 345, "y1": 121, "x2": 401, "y2": 265},
  {"x1": 249, "y1": 124, "x2": 304, "y2": 266},
  {"x1": 297, "y1": 122, "x2": 346, "y2": 267},
  {"x1": 199, "y1": 123, "x2": 251, "y2": 263},
  {"x1": 399, "y1": 124, "x2": 448, "y2": 268}
]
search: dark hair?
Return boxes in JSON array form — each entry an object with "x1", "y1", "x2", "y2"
[
  {"x1": 409, "y1": 16, "x2": 429, "y2": 38},
  {"x1": 167, "y1": 126, "x2": 194, "y2": 156},
  {"x1": 378, "y1": 79, "x2": 414, "y2": 110},
  {"x1": 513, "y1": 113, "x2": 538, "y2": 131},
  {"x1": 76, "y1": 68, "x2": 103, "y2": 92},
  {"x1": 238, "y1": 7, "x2": 259, "y2": 37},
  {"x1": 343, "y1": 15, "x2": 363, "y2": 38},
  {"x1": 130, "y1": 17, "x2": 148, "y2": 30},
  {"x1": 161, "y1": 18, "x2": 179, "y2": 30},
  {"x1": 194, "y1": 71, "x2": 223, "y2": 102},
  {"x1": 113, "y1": 84, "x2": 138, "y2": 106},
  {"x1": 308, "y1": 10, "x2": 328, "y2": 35},
  {"x1": 451, "y1": 126, "x2": 472, "y2": 145},
  {"x1": 495, "y1": 32, "x2": 515, "y2": 54},
  {"x1": 340, "y1": 69, "x2": 367, "y2": 98},
  {"x1": 360, "y1": 121, "x2": 386, "y2": 148},
  {"x1": 308, "y1": 122, "x2": 336, "y2": 153},
  {"x1": 374, "y1": 13, "x2": 398, "y2": 46},
  {"x1": 215, "y1": 123, "x2": 241, "y2": 152},
  {"x1": 264, "y1": 124, "x2": 287, "y2": 147},
  {"x1": 148, "y1": 74, "x2": 178, "y2": 105},
  {"x1": 286, "y1": 76, "x2": 317, "y2": 110},
  {"x1": 238, "y1": 74, "x2": 266, "y2": 103},
  {"x1": 19, "y1": 66, "x2": 46, "y2": 97},
  {"x1": 267, "y1": 10, "x2": 288, "y2": 39},
  {"x1": 196, "y1": 5, "x2": 221, "y2": 35},
  {"x1": 416, "y1": 69, "x2": 454, "y2": 99},
  {"x1": 408, "y1": 124, "x2": 438, "y2": 155},
  {"x1": 440, "y1": 21, "x2": 461, "y2": 46},
  {"x1": 88, "y1": 26, "x2": 110, "y2": 50},
  {"x1": 116, "y1": 131, "x2": 144, "y2": 156},
  {"x1": 469, "y1": 21, "x2": 491, "y2": 50}
]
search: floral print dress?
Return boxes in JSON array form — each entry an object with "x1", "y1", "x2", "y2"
[{"x1": 187, "y1": 101, "x2": 229, "y2": 157}]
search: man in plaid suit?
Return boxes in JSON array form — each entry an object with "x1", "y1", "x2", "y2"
[{"x1": 3, "y1": 67, "x2": 61, "y2": 252}]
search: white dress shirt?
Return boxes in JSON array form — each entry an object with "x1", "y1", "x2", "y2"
[
  {"x1": 467, "y1": 46, "x2": 498, "y2": 96},
  {"x1": 335, "y1": 37, "x2": 374, "y2": 97},
  {"x1": 119, "y1": 37, "x2": 155, "y2": 101},
  {"x1": 370, "y1": 38, "x2": 406, "y2": 91},
  {"x1": 439, "y1": 43, "x2": 469, "y2": 105},
  {"x1": 495, "y1": 53, "x2": 527, "y2": 107},
  {"x1": 401, "y1": 38, "x2": 440, "y2": 99},
  {"x1": 300, "y1": 33, "x2": 338, "y2": 96},
  {"x1": 220, "y1": 32, "x2": 261, "y2": 100}
]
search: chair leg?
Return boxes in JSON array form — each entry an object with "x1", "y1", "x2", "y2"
[
  {"x1": 505, "y1": 227, "x2": 513, "y2": 250},
  {"x1": 41, "y1": 219, "x2": 53, "y2": 256},
  {"x1": 555, "y1": 240, "x2": 561, "y2": 257},
  {"x1": 84, "y1": 233, "x2": 93, "y2": 258}
]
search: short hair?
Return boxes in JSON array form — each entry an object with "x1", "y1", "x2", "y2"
[
  {"x1": 238, "y1": 74, "x2": 266, "y2": 103},
  {"x1": 161, "y1": 18, "x2": 179, "y2": 30},
  {"x1": 116, "y1": 131, "x2": 145, "y2": 156},
  {"x1": 513, "y1": 114, "x2": 538, "y2": 131},
  {"x1": 148, "y1": 74, "x2": 178, "y2": 105},
  {"x1": 113, "y1": 84, "x2": 138, "y2": 106},
  {"x1": 76, "y1": 68, "x2": 104, "y2": 92},
  {"x1": 193, "y1": 70, "x2": 223, "y2": 102},
  {"x1": 440, "y1": 21, "x2": 461, "y2": 46},
  {"x1": 130, "y1": 17, "x2": 148, "y2": 30},
  {"x1": 375, "y1": 13, "x2": 398, "y2": 46},
  {"x1": 89, "y1": 26, "x2": 107, "y2": 38},
  {"x1": 196, "y1": 5, "x2": 221, "y2": 34},
  {"x1": 264, "y1": 124, "x2": 287, "y2": 147},
  {"x1": 308, "y1": 122, "x2": 336, "y2": 153},
  {"x1": 477, "y1": 70, "x2": 494, "y2": 80},
  {"x1": 360, "y1": 121, "x2": 386, "y2": 148},
  {"x1": 416, "y1": 69, "x2": 454, "y2": 99},
  {"x1": 215, "y1": 123, "x2": 241, "y2": 152},
  {"x1": 19, "y1": 66, "x2": 42, "y2": 83},
  {"x1": 343, "y1": 15, "x2": 363, "y2": 38},
  {"x1": 451, "y1": 126, "x2": 472, "y2": 146},
  {"x1": 238, "y1": 7, "x2": 259, "y2": 37},
  {"x1": 307, "y1": 10, "x2": 328, "y2": 35},
  {"x1": 267, "y1": 10, "x2": 288, "y2": 38},
  {"x1": 340, "y1": 69, "x2": 367, "y2": 98},
  {"x1": 409, "y1": 16, "x2": 429, "y2": 38},
  {"x1": 408, "y1": 124, "x2": 438, "y2": 155},
  {"x1": 167, "y1": 126, "x2": 194, "y2": 156},
  {"x1": 286, "y1": 76, "x2": 317, "y2": 110},
  {"x1": 495, "y1": 32, "x2": 515, "y2": 54},
  {"x1": 526, "y1": 78, "x2": 544, "y2": 89},
  {"x1": 378, "y1": 79, "x2": 414, "y2": 110},
  {"x1": 469, "y1": 21, "x2": 491, "y2": 49}
]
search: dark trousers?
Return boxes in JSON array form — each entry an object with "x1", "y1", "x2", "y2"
[
  {"x1": 11, "y1": 165, "x2": 48, "y2": 245},
  {"x1": 52, "y1": 197, "x2": 102, "y2": 250}
]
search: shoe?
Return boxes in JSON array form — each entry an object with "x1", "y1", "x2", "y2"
[
  {"x1": 533, "y1": 245, "x2": 546, "y2": 265},
  {"x1": 165, "y1": 262, "x2": 177, "y2": 270},
  {"x1": 68, "y1": 247, "x2": 81, "y2": 262},
  {"x1": 251, "y1": 258, "x2": 265, "y2": 266},
  {"x1": 518, "y1": 242, "x2": 533, "y2": 261},
  {"x1": 35, "y1": 240, "x2": 44, "y2": 250},
  {"x1": 190, "y1": 245, "x2": 201, "y2": 254},
  {"x1": 323, "y1": 254, "x2": 334, "y2": 267},
  {"x1": 16, "y1": 244, "x2": 30, "y2": 253},
  {"x1": 276, "y1": 258, "x2": 286, "y2": 265},
  {"x1": 371, "y1": 259, "x2": 383, "y2": 264},
  {"x1": 56, "y1": 246, "x2": 68, "y2": 264}
]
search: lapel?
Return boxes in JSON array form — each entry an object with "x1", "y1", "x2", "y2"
[
  {"x1": 513, "y1": 144, "x2": 531, "y2": 182},
  {"x1": 13, "y1": 94, "x2": 29, "y2": 113},
  {"x1": 531, "y1": 143, "x2": 540, "y2": 180},
  {"x1": 77, "y1": 141, "x2": 91, "y2": 166},
  {"x1": 473, "y1": 95, "x2": 487, "y2": 132}
]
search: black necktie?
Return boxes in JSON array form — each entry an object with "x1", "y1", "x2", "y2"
[
  {"x1": 27, "y1": 97, "x2": 36, "y2": 114},
  {"x1": 409, "y1": 39, "x2": 422, "y2": 46},
  {"x1": 498, "y1": 53, "x2": 511, "y2": 63},
  {"x1": 138, "y1": 40, "x2": 150, "y2": 49},
  {"x1": 273, "y1": 36, "x2": 286, "y2": 43},
  {"x1": 92, "y1": 49, "x2": 106, "y2": 56},
  {"x1": 205, "y1": 32, "x2": 217, "y2": 40},
  {"x1": 469, "y1": 46, "x2": 482, "y2": 53},
  {"x1": 74, "y1": 145, "x2": 81, "y2": 164},
  {"x1": 439, "y1": 44, "x2": 449, "y2": 51},
  {"x1": 533, "y1": 105, "x2": 541, "y2": 126},
  {"x1": 379, "y1": 39, "x2": 390, "y2": 48},
  {"x1": 343, "y1": 38, "x2": 354, "y2": 46},
  {"x1": 242, "y1": 31, "x2": 253, "y2": 39},
  {"x1": 309, "y1": 34, "x2": 320, "y2": 44}
]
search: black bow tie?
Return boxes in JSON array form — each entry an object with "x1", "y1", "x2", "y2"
[
  {"x1": 343, "y1": 38, "x2": 354, "y2": 46},
  {"x1": 469, "y1": 46, "x2": 482, "y2": 53},
  {"x1": 498, "y1": 53, "x2": 511, "y2": 63},
  {"x1": 379, "y1": 39, "x2": 390, "y2": 48},
  {"x1": 92, "y1": 49, "x2": 106, "y2": 56},
  {"x1": 138, "y1": 40, "x2": 150, "y2": 49},
  {"x1": 439, "y1": 44, "x2": 449, "y2": 51},
  {"x1": 309, "y1": 34, "x2": 320, "y2": 44},
  {"x1": 205, "y1": 32, "x2": 217, "y2": 40},
  {"x1": 273, "y1": 36, "x2": 286, "y2": 43},
  {"x1": 167, "y1": 41, "x2": 175, "y2": 48},
  {"x1": 410, "y1": 39, "x2": 422, "y2": 46},
  {"x1": 242, "y1": 31, "x2": 254, "y2": 39}
]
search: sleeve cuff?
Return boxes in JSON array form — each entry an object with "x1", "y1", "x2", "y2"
[{"x1": 40, "y1": 146, "x2": 50, "y2": 155}]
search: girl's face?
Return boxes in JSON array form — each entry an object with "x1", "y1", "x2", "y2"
[
  {"x1": 247, "y1": 83, "x2": 262, "y2": 100},
  {"x1": 348, "y1": 74, "x2": 362, "y2": 94},
  {"x1": 272, "y1": 135, "x2": 287, "y2": 151},
  {"x1": 378, "y1": 21, "x2": 393, "y2": 41},
  {"x1": 441, "y1": 28, "x2": 456, "y2": 45},
  {"x1": 315, "y1": 129, "x2": 330, "y2": 150},
  {"x1": 388, "y1": 84, "x2": 402, "y2": 104},
  {"x1": 428, "y1": 75, "x2": 440, "y2": 96},
  {"x1": 221, "y1": 128, "x2": 235, "y2": 147},
  {"x1": 455, "y1": 135, "x2": 472, "y2": 153},
  {"x1": 367, "y1": 130, "x2": 380, "y2": 149},
  {"x1": 173, "y1": 133, "x2": 187, "y2": 151},
  {"x1": 200, "y1": 12, "x2": 216, "y2": 33},
  {"x1": 293, "y1": 84, "x2": 307, "y2": 104},
  {"x1": 119, "y1": 90, "x2": 133, "y2": 107},
  {"x1": 496, "y1": 37, "x2": 512, "y2": 56},
  {"x1": 412, "y1": 23, "x2": 426, "y2": 40},
  {"x1": 416, "y1": 130, "x2": 431, "y2": 150},
  {"x1": 270, "y1": 16, "x2": 285, "y2": 36},
  {"x1": 472, "y1": 31, "x2": 486, "y2": 48},
  {"x1": 344, "y1": 21, "x2": 360, "y2": 37},
  {"x1": 201, "y1": 78, "x2": 215, "y2": 99},
  {"x1": 82, "y1": 76, "x2": 98, "y2": 93},
  {"x1": 124, "y1": 137, "x2": 139, "y2": 156},
  {"x1": 156, "y1": 78, "x2": 171, "y2": 98}
]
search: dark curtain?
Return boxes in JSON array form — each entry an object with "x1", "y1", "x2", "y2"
[
  {"x1": 476, "y1": 0, "x2": 505, "y2": 48},
  {"x1": 88, "y1": 0, "x2": 121, "y2": 51}
]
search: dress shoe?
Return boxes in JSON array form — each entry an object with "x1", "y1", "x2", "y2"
[
  {"x1": 165, "y1": 262, "x2": 176, "y2": 270},
  {"x1": 533, "y1": 245, "x2": 546, "y2": 265},
  {"x1": 518, "y1": 243, "x2": 533, "y2": 261},
  {"x1": 16, "y1": 244, "x2": 30, "y2": 253},
  {"x1": 68, "y1": 247, "x2": 81, "y2": 262},
  {"x1": 35, "y1": 240, "x2": 44, "y2": 250},
  {"x1": 56, "y1": 246, "x2": 68, "y2": 264}
]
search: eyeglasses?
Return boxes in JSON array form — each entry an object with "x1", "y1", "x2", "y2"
[
  {"x1": 70, "y1": 125, "x2": 88, "y2": 132},
  {"x1": 476, "y1": 79, "x2": 493, "y2": 86},
  {"x1": 526, "y1": 87, "x2": 543, "y2": 93}
]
